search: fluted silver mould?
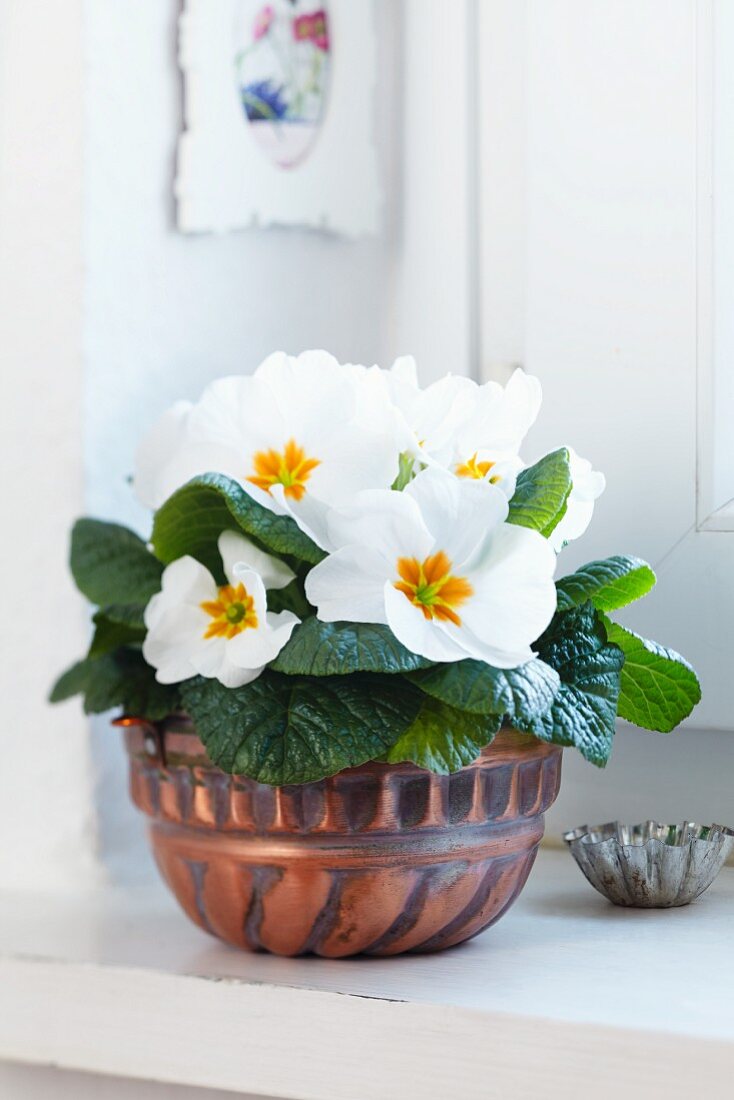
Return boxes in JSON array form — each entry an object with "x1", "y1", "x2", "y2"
[{"x1": 563, "y1": 820, "x2": 734, "y2": 908}]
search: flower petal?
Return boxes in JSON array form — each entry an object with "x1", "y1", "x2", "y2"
[
  {"x1": 449, "y1": 625, "x2": 537, "y2": 669},
  {"x1": 270, "y1": 483, "x2": 334, "y2": 550},
  {"x1": 256, "y1": 350, "x2": 357, "y2": 438},
  {"x1": 142, "y1": 603, "x2": 209, "y2": 684},
  {"x1": 143, "y1": 556, "x2": 215, "y2": 631},
  {"x1": 230, "y1": 567, "x2": 268, "y2": 624},
  {"x1": 226, "y1": 609, "x2": 300, "y2": 667},
  {"x1": 409, "y1": 375, "x2": 478, "y2": 462},
  {"x1": 297, "y1": 422, "x2": 399, "y2": 506},
  {"x1": 326, "y1": 488, "x2": 433, "y2": 562},
  {"x1": 404, "y1": 467, "x2": 508, "y2": 567},
  {"x1": 388, "y1": 354, "x2": 419, "y2": 388},
  {"x1": 189, "y1": 637, "x2": 264, "y2": 688},
  {"x1": 305, "y1": 547, "x2": 390, "y2": 623},
  {"x1": 501, "y1": 368, "x2": 543, "y2": 446},
  {"x1": 548, "y1": 449, "x2": 605, "y2": 551},
  {"x1": 218, "y1": 530, "x2": 294, "y2": 590},
  {"x1": 188, "y1": 374, "x2": 284, "y2": 456},
  {"x1": 453, "y1": 524, "x2": 557, "y2": 659},
  {"x1": 453, "y1": 368, "x2": 542, "y2": 461}
]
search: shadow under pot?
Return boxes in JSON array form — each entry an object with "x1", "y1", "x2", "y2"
[{"x1": 119, "y1": 717, "x2": 563, "y2": 958}]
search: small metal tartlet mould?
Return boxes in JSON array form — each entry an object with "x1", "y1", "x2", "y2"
[{"x1": 563, "y1": 820, "x2": 734, "y2": 908}]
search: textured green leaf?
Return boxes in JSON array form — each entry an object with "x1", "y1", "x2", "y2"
[
  {"x1": 71, "y1": 519, "x2": 162, "y2": 606},
  {"x1": 271, "y1": 618, "x2": 433, "y2": 676},
  {"x1": 386, "y1": 697, "x2": 500, "y2": 773},
  {"x1": 88, "y1": 611, "x2": 145, "y2": 659},
  {"x1": 507, "y1": 448, "x2": 572, "y2": 538},
  {"x1": 556, "y1": 556, "x2": 656, "y2": 613},
  {"x1": 525, "y1": 603, "x2": 624, "y2": 766},
  {"x1": 50, "y1": 650, "x2": 180, "y2": 719},
  {"x1": 407, "y1": 658, "x2": 560, "y2": 724},
  {"x1": 181, "y1": 672, "x2": 423, "y2": 785},
  {"x1": 602, "y1": 618, "x2": 701, "y2": 732},
  {"x1": 151, "y1": 473, "x2": 324, "y2": 576}
]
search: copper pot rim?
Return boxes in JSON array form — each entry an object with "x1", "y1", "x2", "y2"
[{"x1": 114, "y1": 711, "x2": 560, "y2": 782}]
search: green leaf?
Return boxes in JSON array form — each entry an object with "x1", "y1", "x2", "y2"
[
  {"x1": 407, "y1": 658, "x2": 560, "y2": 724},
  {"x1": 71, "y1": 519, "x2": 162, "y2": 606},
  {"x1": 181, "y1": 672, "x2": 423, "y2": 785},
  {"x1": 270, "y1": 618, "x2": 433, "y2": 676},
  {"x1": 50, "y1": 649, "x2": 180, "y2": 719},
  {"x1": 49, "y1": 660, "x2": 93, "y2": 704},
  {"x1": 602, "y1": 618, "x2": 701, "y2": 732},
  {"x1": 556, "y1": 556, "x2": 656, "y2": 613},
  {"x1": 386, "y1": 697, "x2": 500, "y2": 773},
  {"x1": 151, "y1": 473, "x2": 324, "y2": 576},
  {"x1": 507, "y1": 448, "x2": 572, "y2": 538},
  {"x1": 88, "y1": 651, "x2": 181, "y2": 718},
  {"x1": 265, "y1": 577, "x2": 314, "y2": 620},
  {"x1": 524, "y1": 603, "x2": 624, "y2": 766},
  {"x1": 100, "y1": 603, "x2": 147, "y2": 629},
  {"x1": 88, "y1": 610, "x2": 145, "y2": 659}
]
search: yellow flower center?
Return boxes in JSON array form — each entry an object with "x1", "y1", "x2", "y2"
[
  {"x1": 200, "y1": 583, "x2": 258, "y2": 640},
  {"x1": 394, "y1": 551, "x2": 473, "y2": 627},
  {"x1": 248, "y1": 438, "x2": 321, "y2": 501},
  {"x1": 455, "y1": 453, "x2": 499, "y2": 483}
]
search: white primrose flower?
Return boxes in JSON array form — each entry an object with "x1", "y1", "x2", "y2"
[
  {"x1": 336, "y1": 354, "x2": 420, "y2": 456},
  {"x1": 379, "y1": 365, "x2": 542, "y2": 499},
  {"x1": 549, "y1": 448, "x2": 606, "y2": 552},
  {"x1": 143, "y1": 531, "x2": 298, "y2": 689},
  {"x1": 305, "y1": 467, "x2": 557, "y2": 667},
  {"x1": 134, "y1": 351, "x2": 401, "y2": 522},
  {"x1": 448, "y1": 369, "x2": 542, "y2": 497}
]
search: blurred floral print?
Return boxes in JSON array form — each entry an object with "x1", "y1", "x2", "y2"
[{"x1": 235, "y1": 0, "x2": 331, "y2": 168}]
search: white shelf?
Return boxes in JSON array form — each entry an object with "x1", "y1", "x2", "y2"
[{"x1": 1, "y1": 850, "x2": 732, "y2": 1100}]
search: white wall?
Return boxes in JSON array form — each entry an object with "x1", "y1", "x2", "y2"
[
  {"x1": 0, "y1": 0, "x2": 99, "y2": 891},
  {"x1": 391, "y1": 0, "x2": 477, "y2": 383}
]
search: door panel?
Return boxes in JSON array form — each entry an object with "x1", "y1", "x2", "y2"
[{"x1": 480, "y1": 0, "x2": 731, "y2": 731}]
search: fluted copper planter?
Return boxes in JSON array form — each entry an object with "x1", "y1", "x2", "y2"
[{"x1": 121, "y1": 716, "x2": 562, "y2": 957}]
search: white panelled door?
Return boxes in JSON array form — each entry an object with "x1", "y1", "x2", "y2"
[{"x1": 479, "y1": 0, "x2": 733, "y2": 734}]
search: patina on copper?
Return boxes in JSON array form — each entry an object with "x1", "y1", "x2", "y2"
[{"x1": 119, "y1": 716, "x2": 562, "y2": 957}]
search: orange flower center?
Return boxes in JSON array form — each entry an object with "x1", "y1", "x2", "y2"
[
  {"x1": 247, "y1": 438, "x2": 321, "y2": 501},
  {"x1": 200, "y1": 583, "x2": 258, "y2": 640},
  {"x1": 455, "y1": 453, "x2": 499, "y2": 483},
  {"x1": 394, "y1": 551, "x2": 473, "y2": 627}
]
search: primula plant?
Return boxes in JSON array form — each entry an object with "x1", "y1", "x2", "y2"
[{"x1": 51, "y1": 351, "x2": 701, "y2": 784}]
